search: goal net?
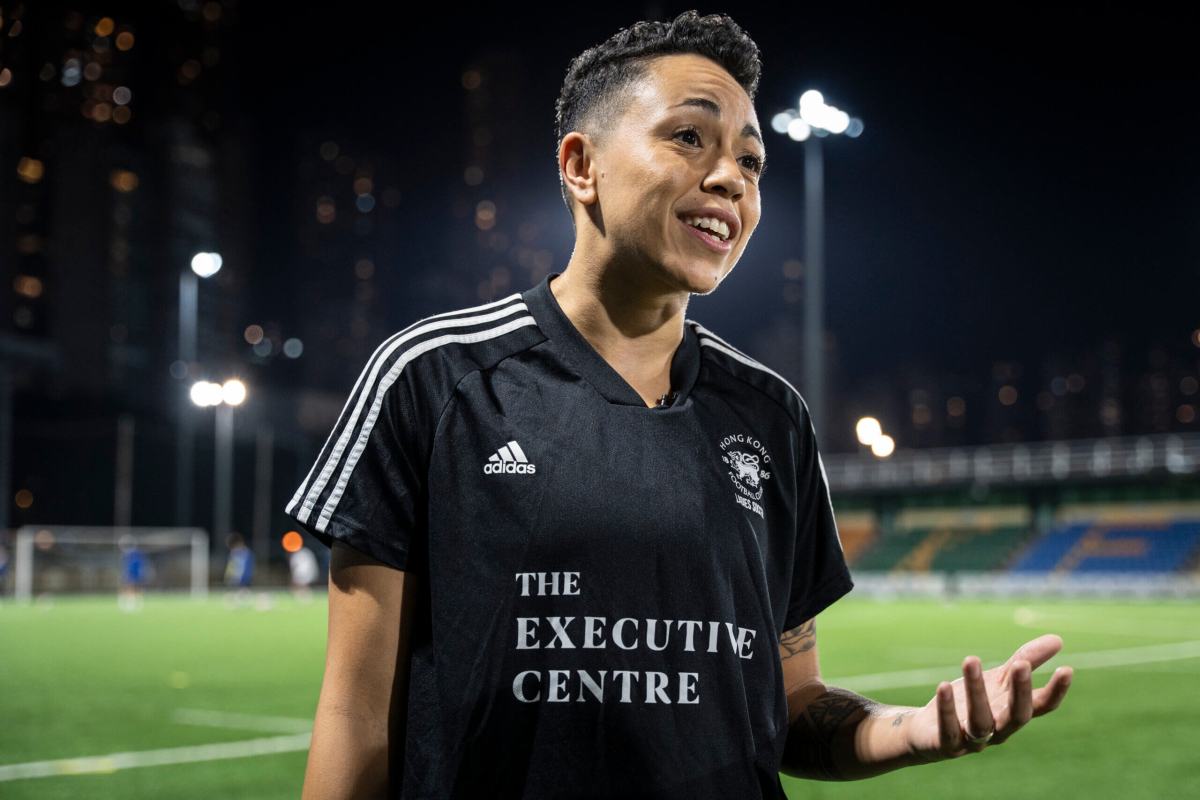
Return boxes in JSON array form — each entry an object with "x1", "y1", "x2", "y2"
[{"x1": 12, "y1": 526, "x2": 209, "y2": 602}]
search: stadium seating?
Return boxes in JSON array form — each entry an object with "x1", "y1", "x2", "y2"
[{"x1": 1010, "y1": 502, "x2": 1200, "y2": 574}]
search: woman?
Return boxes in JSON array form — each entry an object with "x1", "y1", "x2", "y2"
[{"x1": 287, "y1": 10, "x2": 1072, "y2": 798}]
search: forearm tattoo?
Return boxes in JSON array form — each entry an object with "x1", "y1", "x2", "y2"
[
  {"x1": 780, "y1": 619, "x2": 816, "y2": 659},
  {"x1": 782, "y1": 686, "x2": 876, "y2": 780}
]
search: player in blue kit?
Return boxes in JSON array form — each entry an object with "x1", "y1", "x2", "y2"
[
  {"x1": 118, "y1": 534, "x2": 146, "y2": 612},
  {"x1": 223, "y1": 532, "x2": 255, "y2": 608},
  {"x1": 287, "y1": 10, "x2": 1074, "y2": 798}
]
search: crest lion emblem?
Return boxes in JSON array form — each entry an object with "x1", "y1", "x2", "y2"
[{"x1": 718, "y1": 432, "x2": 773, "y2": 503}]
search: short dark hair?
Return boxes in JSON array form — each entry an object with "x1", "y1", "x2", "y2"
[{"x1": 554, "y1": 10, "x2": 763, "y2": 220}]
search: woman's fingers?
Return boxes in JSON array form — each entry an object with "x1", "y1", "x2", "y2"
[
  {"x1": 1006, "y1": 634, "x2": 1063, "y2": 673},
  {"x1": 991, "y1": 659, "x2": 1033, "y2": 745},
  {"x1": 936, "y1": 681, "x2": 963, "y2": 756},
  {"x1": 962, "y1": 656, "x2": 996, "y2": 748},
  {"x1": 1032, "y1": 665, "x2": 1074, "y2": 717}
]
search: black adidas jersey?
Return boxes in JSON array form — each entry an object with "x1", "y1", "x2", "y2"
[{"x1": 285, "y1": 270, "x2": 854, "y2": 799}]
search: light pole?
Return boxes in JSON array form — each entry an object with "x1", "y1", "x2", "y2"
[
  {"x1": 176, "y1": 252, "x2": 222, "y2": 527},
  {"x1": 190, "y1": 377, "x2": 246, "y2": 546},
  {"x1": 772, "y1": 92, "x2": 862, "y2": 445}
]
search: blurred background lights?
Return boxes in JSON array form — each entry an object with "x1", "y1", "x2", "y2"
[
  {"x1": 14, "y1": 274, "x2": 43, "y2": 298},
  {"x1": 190, "y1": 251, "x2": 222, "y2": 277},
  {"x1": 856, "y1": 416, "x2": 882, "y2": 445},
  {"x1": 61, "y1": 58, "x2": 81, "y2": 87},
  {"x1": 281, "y1": 531, "x2": 303, "y2": 553},
  {"x1": 475, "y1": 199, "x2": 496, "y2": 230},
  {"x1": 243, "y1": 324, "x2": 264, "y2": 345},
  {"x1": 110, "y1": 169, "x2": 138, "y2": 192},
  {"x1": 786, "y1": 118, "x2": 811, "y2": 141},
  {"x1": 283, "y1": 338, "x2": 304, "y2": 358},
  {"x1": 189, "y1": 376, "x2": 250, "y2": 408},
  {"x1": 189, "y1": 380, "x2": 222, "y2": 407},
  {"x1": 871, "y1": 434, "x2": 896, "y2": 458},
  {"x1": 793, "y1": 89, "x2": 863, "y2": 138},
  {"x1": 221, "y1": 379, "x2": 246, "y2": 406},
  {"x1": 316, "y1": 196, "x2": 336, "y2": 224},
  {"x1": 16, "y1": 156, "x2": 44, "y2": 183},
  {"x1": 34, "y1": 528, "x2": 55, "y2": 550}
]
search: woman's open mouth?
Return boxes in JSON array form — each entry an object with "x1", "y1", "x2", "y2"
[{"x1": 677, "y1": 216, "x2": 733, "y2": 253}]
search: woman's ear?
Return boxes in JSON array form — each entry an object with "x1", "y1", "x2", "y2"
[{"x1": 560, "y1": 131, "x2": 598, "y2": 208}]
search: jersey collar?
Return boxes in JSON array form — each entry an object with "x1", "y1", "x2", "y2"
[{"x1": 522, "y1": 271, "x2": 701, "y2": 410}]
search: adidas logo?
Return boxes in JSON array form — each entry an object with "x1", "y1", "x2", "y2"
[{"x1": 483, "y1": 439, "x2": 537, "y2": 475}]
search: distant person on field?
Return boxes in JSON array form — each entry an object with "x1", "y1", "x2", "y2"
[
  {"x1": 118, "y1": 534, "x2": 147, "y2": 612},
  {"x1": 289, "y1": 544, "x2": 319, "y2": 603},
  {"x1": 0, "y1": 541, "x2": 10, "y2": 600},
  {"x1": 224, "y1": 532, "x2": 254, "y2": 607}
]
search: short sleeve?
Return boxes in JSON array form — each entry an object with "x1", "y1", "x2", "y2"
[
  {"x1": 781, "y1": 400, "x2": 854, "y2": 633},
  {"x1": 284, "y1": 340, "x2": 431, "y2": 574}
]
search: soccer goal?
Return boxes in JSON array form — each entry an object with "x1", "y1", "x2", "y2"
[{"x1": 12, "y1": 525, "x2": 210, "y2": 602}]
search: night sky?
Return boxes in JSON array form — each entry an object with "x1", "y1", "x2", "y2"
[{"x1": 233, "y1": 4, "x2": 1196, "y2": 394}]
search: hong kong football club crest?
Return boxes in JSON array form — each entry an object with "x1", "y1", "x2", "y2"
[{"x1": 717, "y1": 432, "x2": 772, "y2": 520}]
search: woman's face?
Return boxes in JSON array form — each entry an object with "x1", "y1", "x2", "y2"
[{"x1": 571, "y1": 52, "x2": 766, "y2": 296}]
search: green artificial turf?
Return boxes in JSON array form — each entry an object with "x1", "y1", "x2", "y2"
[{"x1": 0, "y1": 591, "x2": 1196, "y2": 798}]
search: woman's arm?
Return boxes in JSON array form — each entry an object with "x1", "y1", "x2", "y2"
[{"x1": 302, "y1": 541, "x2": 420, "y2": 799}]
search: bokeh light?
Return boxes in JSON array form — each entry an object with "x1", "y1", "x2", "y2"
[{"x1": 281, "y1": 531, "x2": 303, "y2": 553}]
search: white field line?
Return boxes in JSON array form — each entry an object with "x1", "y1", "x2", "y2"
[
  {"x1": 832, "y1": 639, "x2": 1200, "y2": 693},
  {"x1": 1010, "y1": 609, "x2": 1200, "y2": 640},
  {"x1": 170, "y1": 708, "x2": 312, "y2": 734},
  {"x1": 0, "y1": 732, "x2": 311, "y2": 783},
  {"x1": 5, "y1": 640, "x2": 1199, "y2": 783}
]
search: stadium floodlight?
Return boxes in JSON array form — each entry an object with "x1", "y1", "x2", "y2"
[
  {"x1": 871, "y1": 434, "x2": 896, "y2": 458},
  {"x1": 774, "y1": 89, "x2": 862, "y2": 444},
  {"x1": 191, "y1": 378, "x2": 248, "y2": 407},
  {"x1": 787, "y1": 118, "x2": 812, "y2": 142},
  {"x1": 190, "y1": 251, "x2": 223, "y2": 278},
  {"x1": 221, "y1": 378, "x2": 247, "y2": 406},
  {"x1": 856, "y1": 416, "x2": 883, "y2": 446},
  {"x1": 186, "y1": 377, "x2": 251, "y2": 543},
  {"x1": 796, "y1": 89, "x2": 862, "y2": 138},
  {"x1": 178, "y1": 250, "x2": 224, "y2": 529},
  {"x1": 190, "y1": 380, "x2": 223, "y2": 407}
]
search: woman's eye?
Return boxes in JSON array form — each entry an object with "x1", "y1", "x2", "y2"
[{"x1": 676, "y1": 128, "x2": 763, "y2": 175}]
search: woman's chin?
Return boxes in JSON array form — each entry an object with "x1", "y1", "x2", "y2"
[{"x1": 679, "y1": 264, "x2": 728, "y2": 295}]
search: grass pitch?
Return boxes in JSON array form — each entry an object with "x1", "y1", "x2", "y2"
[{"x1": 0, "y1": 591, "x2": 1196, "y2": 798}]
